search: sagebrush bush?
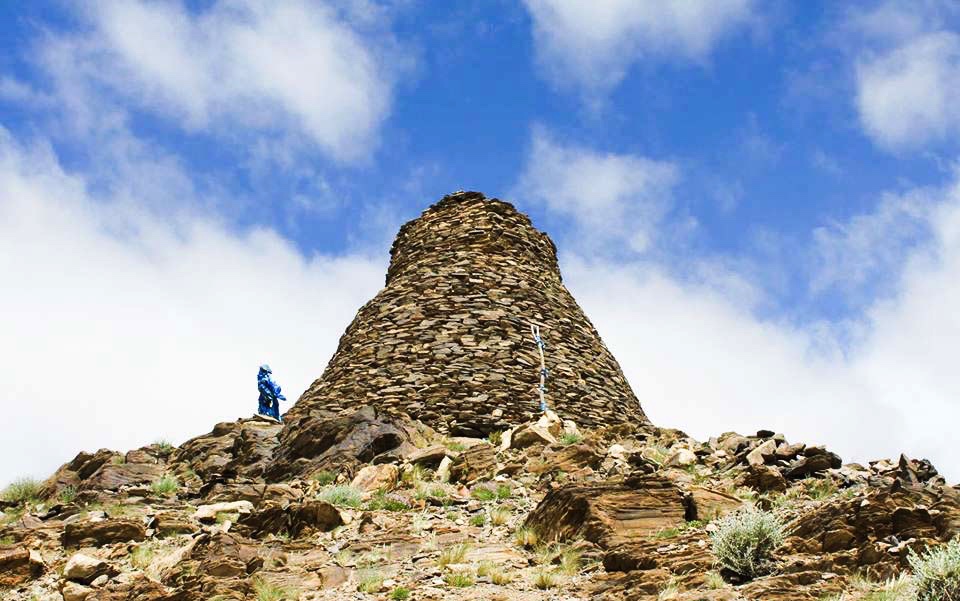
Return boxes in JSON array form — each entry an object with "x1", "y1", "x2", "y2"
[
  {"x1": 710, "y1": 508, "x2": 784, "y2": 580},
  {"x1": 909, "y1": 537, "x2": 960, "y2": 601},
  {"x1": 2, "y1": 478, "x2": 42, "y2": 504},
  {"x1": 318, "y1": 486, "x2": 363, "y2": 508},
  {"x1": 151, "y1": 475, "x2": 179, "y2": 497}
]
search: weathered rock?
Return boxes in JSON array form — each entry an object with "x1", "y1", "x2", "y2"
[
  {"x1": 0, "y1": 547, "x2": 34, "y2": 587},
  {"x1": 406, "y1": 445, "x2": 449, "y2": 468},
  {"x1": 449, "y1": 443, "x2": 496, "y2": 483},
  {"x1": 351, "y1": 463, "x2": 399, "y2": 492},
  {"x1": 237, "y1": 500, "x2": 345, "y2": 538},
  {"x1": 195, "y1": 501, "x2": 255, "y2": 522},
  {"x1": 61, "y1": 581, "x2": 93, "y2": 601},
  {"x1": 525, "y1": 475, "x2": 687, "y2": 547},
  {"x1": 739, "y1": 463, "x2": 788, "y2": 493},
  {"x1": 63, "y1": 553, "x2": 114, "y2": 584},
  {"x1": 666, "y1": 448, "x2": 697, "y2": 467},
  {"x1": 510, "y1": 423, "x2": 556, "y2": 449},
  {"x1": 785, "y1": 452, "x2": 842, "y2": 479},
  {"x1": 746, "y1": 439, "x2": 777, "y2": 467},
  {"x1": 62, "y1": 518, "x2": 147, "y2": 547},
  {"x1": 149, "y1": 511, "x2": 200, "y2": 537},
  {"x1": 80, "y1": 462, "x2": 165, "y2": 492},
  {"x1": 687, "y1": 486, "x2": 744, "y2": 521},
  {"x1": 268, "y1": 406, "x2": 431, "y2": 481}
]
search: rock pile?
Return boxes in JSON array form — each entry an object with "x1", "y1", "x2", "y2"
[{"x1": 287, "y1": 191, "x2": 648, "y2": 436}]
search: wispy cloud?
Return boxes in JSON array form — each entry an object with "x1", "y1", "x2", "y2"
[
  {"x1": 513, "y1": 127, "x2": 678, "y2": 253},
  {"x1": 33, "y1": 0, "x2": 408, "y2": 163},
  {"x1": 522, "y1": 0, "x2": 758, "y2": 102}
]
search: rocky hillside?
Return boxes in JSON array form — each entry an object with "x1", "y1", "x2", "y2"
[{"x1": 1, "y1": 407, "x2": 957, "y2": 600}]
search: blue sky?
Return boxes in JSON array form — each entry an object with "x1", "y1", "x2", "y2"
[{"x1": 3, "y1": 0, "x2": 960, "y2": 483}]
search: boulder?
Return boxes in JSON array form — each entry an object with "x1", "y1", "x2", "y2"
[
  {"x1": 687, "y1": 486, "x2": 745, "y2": 521},
  {"x1": 524, "y1": 475, "x2": 687, "y2": 547},
  {"x1": 63, "y1": 553, "x2": 114, "y2": 584},
  {"x1": 449, "y1": 443, "x2": 496, "y2": 484},
  {"x1": 745, "y1": 439, "x2": 777, "y2": 467},
  {"x1": 739, "y1": 464, "x2": 788, "y2": 493},
  {"x1": 666, "y1": 448, "x2": 697, "y2": 467},
  {"x1": 510, "y1": 423, "x2": 556, "y2": 449},
  {"x1": 62, "y1": 518, "x2": 147, "y2": 547},
  {"x1": 237, "y1": 500, "x2": 345, "y2": 538},
  {"x1": 80, "y1": 463, "x2": 165, "y2": 492},
  {"x1": 150, "y1": 512, "x2": 200, "y2": 536},
  {"x1": 785, "y1": 452, "x2": 842, "y2": 479},
  {"x1": 61, "y1": 581, "x2": 93, "y2": 601},
  {"x1": 0, "y1": 547, "x2": 34, "y2": 587},
  {"x1": 406, "y1": 445, "x2": 449, "y2": 468},
  {"x1": 195, "y1": 501, "x2": 256, "y2": 522},
  {"x1": 351, "y1": 464, "x2": 399, "y2": 493}
]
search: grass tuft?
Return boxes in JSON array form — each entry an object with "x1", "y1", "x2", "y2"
[
  {"x1": 318, "y1": 485, "x2": 363, "y2": 508},
  {"x1": 390, "y1": 587, "x2": 411, "y2": 600},
  {"x1": 559, "y1": 433, "x2": 583, "y2": 445},
  {"x1": 311, "y1": 471, "x2": 337, "y2": 486},
  {"x1": 444, "y1": 571, "x2": 475, "y2": 588},
  {"x1": 150, "y1": 475, "x2": 179, "y2": 497},
  {"x1": 357, "y1": 569, "x2": 384, "y2": 593},
  {"x1": 533, "y1": 568, "x2": 560, "y2": 590},
  {"x1": 437, "y1": 542, "x2": 470, "y2": 568},
  {"x1": 513, "y1": 526, "x2": 539, "y2": 548},
  {"x1": 252, "y1": 577, "x2": 297, "y2": 601},
  {"x1": 490, "y1": 506, "x2": 511, "y2": 526}
]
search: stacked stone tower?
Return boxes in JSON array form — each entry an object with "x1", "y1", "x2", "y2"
[{"x1": 286, "y1": 191, "x2": 648, "y2": 436}]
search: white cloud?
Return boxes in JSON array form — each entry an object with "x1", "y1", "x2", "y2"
[
  {"x1": 856, "y1": 32, "x2": 960, "y2": 150},
  {"x1": 566, "y1": 172, "x2": 960, "y2": 480},
  {"x1": 37, "y1": 0, "x2": 403, "y2": 163},
  {"x1": 522, "y1": 0, "x2": 756, "y2": 98},
  {"x1": 514, "y1": 128, "x2": 678, "y2": 252},
  {"x1": 0, "y1": 128, "x2": 384, "y2": 484},
  {"x1": 848, "y1": 1, "x2": 960, "y2": 150}
]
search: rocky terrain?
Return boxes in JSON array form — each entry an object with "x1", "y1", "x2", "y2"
[
  {"x1": 3, "y1": 192, "x2": 958, "y2": 600},
  {"x1": 2, "y1": 407, "x2": 957, "y2": 600}
]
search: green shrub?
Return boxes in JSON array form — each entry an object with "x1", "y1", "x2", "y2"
[
  {"x1": 390, "y1": 587, "x2": 411, "y2": 600},
  {"x1": 710, "y1": 508, "x2": 784, "y2": 580},
  {"x1": 487, "y1": 431, "x2": 503, "y2": 446},
  {"x1": 909, "y1": 537, "x2": 960, "y2": 601},
  {"x1": 471, "y1": 486, "x2": 496, "y2": 502},
  {"x1": 57, "y1": 485, "x2": 78, "y2": 504},
  {"x1": 559, "y1": 433, "x2": 583, "y2": 445},
  {"x1": 469, "y1": 513, "x2": 486, "y2": 527},
  {"x1": 2, "y1": 478, "x2": 42, "y2": 504},
  {"x1": 365, "y1": 492, "x2": 410, "y2": 512},
  {"x1": 154, "y1": 440, "x2": 174, "y2": 454},
  {"x1": 311, "y1": 471, "x2": 337, "y2": 486},
  {"x1": 130, "y1": 544, "x2": 154, "y2": 570},
  {"x1": 151, "y1": 475, "x2": 179, "y2": 497},
  {"x1": 495, "y1": 484, "x2": 512, "y2": 499},
  {"x1": 318, "y1": 486, "x2": 363, "y2": 508}
]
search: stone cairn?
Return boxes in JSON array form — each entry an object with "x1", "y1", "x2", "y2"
[{"x1": 286, "y1": 191, "x2": 649, "y2": 436}]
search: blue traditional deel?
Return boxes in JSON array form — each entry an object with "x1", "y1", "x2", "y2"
[{"x1": 257, "y1": 365, "x2": 286, "y2": 421}]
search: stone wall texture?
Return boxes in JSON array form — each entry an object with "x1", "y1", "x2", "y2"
[{"x1": 285, "y1": 191, "x2": 648, "y2": 435}]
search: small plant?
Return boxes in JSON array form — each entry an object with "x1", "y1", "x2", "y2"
[
  {"x1": 710, "y1": 508, "x2": 785, "y2": 580},
  {"x1": 154, "y1": 440, "x2": 174, "y2": 452},
  {"x1": 489, "y1": 566, "x2": 514, "y2": 585},
  {"x1": 658, "y1": 579, "x2": 680, "y2": 600},
  {"x1": 438, "y1": 542, "x2": 470, "y2": 568},
  {"x1": 477, "y1": 561, "x2": 495, "y2": 577},
  {"x1": 533, "y1": 568, "x2": 560, "y2": 590},
  {"x1": 311, "y1": 471, "x2": 337, "y2": 486},
  {"x1": 806, "y1": 478, "x2": 838, "y2": 501},
  {"x1": 130, "y1": 544, "x2": 154, "y2": 569},
  {"x1": 444, "y1": 439, "x2": 468, "y2": 452},
  {"x1": 558, "y1": 548, "x2": 582, "y2": 575},
  {"x1": 333, "y1": 549, "x2": 353, "y2": 567},
  {"x1": 487, "y1": 431, "x2": 503, "y2": 446},
  {"x1": 909, "y1": 537, "x2": 960, "y2": 601},
  {"x1": 151, "y1": 475, "x2": 179, "y2": 497},
  {"x1": 469, "y1": 513, "x2": 486, "y2": 527},
  {"x1": 112, "y1": 455, "x2": 126, "y2": 465},
  {"x1": 390, "y1": 587, "x2": 411, "y2": 600},
  {"x1": 471, "y1": 486, "x2": 497, "y2": 502},
  {"x1": 513, "y1": 526, "x2": 539, "y2": 548},
  {"x1": 0, "y1": 535, "x2": 15, "y2": 545},
  {"x1": 57, "y1": 485, "x2": 78, "y2": 504},
  {"x1": 704, "y1": 570, "x2": 726, "y2": 589},
  {"x1": 215, "y1": 511, "x2": 239, "y2": 524},
  {"x1": 365, "y1": 492, "x2": 410, "y2": 512},
  {"x1": 655, "y1": 527, "x2": 681, "y2": 539},
  {"x1": 357, "y1": 569, "x2": 385, "y2": 593},
  {"x1": 252, "y1": 577, "x2": 297, "y2": 601},
  {"x1": 559, "y1": 432, "x2": 583, "y2": 445},
  {"x1": 444, "y1": 571, "x2": 475, "y2": 587},
  {"x1": 2, "y1": 478, "x2": 42, "y2": 505},
  {"x1": 318, "y1": 485, "x2": 363, "y2": 508},
  {"x1": 490, "y1": 506, "x2": 511, "y2": 526},
  {"x1": 495, "y1": 484, "x2": 512, "y2": 499},
  {"x1": 402, "y1": 465, "x2": 429, "y2": 487}
]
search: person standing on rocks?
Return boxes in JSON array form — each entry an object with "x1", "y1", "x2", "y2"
[{"x1": 257, "y1": 364, "x2": 286, "y2": 422}]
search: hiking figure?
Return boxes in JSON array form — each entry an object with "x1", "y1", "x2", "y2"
[{"x1": 257, "y1": 364, "x2": 286, "y2": 421}]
